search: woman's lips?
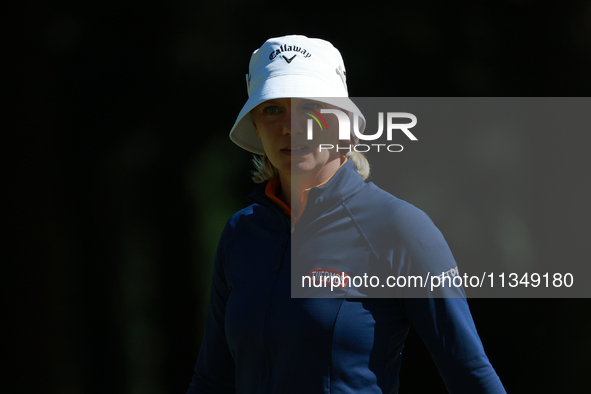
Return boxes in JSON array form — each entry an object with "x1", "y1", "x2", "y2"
[{"x1": 282, "y1": 145, "x2": 310, "y2": 156}]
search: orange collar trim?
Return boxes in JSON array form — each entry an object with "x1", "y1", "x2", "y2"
[
  {"x1": 264, "y1": 157, "x2": 349, "y2": 221},
  {"x1": 264, "y1": 176, "x2": 292, "y2": 217}
]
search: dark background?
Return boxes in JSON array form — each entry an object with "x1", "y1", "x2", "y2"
[{"x1": 7, "y1": 0, "x2": 591, "y2": 393}]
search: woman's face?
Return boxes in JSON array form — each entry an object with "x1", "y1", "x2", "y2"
[{"x1": 251, "y1": 98, "x2": 343, "y2": 179}]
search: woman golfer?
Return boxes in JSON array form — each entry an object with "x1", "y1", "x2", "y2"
[{"x1": 187, "y1": 35, "x2": 506, "y2": 393}]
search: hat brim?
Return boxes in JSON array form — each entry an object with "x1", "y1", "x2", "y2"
[{"x1": 229, "y1": 74, "x2": 366, "y2": 155}]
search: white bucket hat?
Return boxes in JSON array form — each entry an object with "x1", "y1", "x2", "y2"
[{"x1": 229, "y1": 35, "x2": 366, "y2": 154}]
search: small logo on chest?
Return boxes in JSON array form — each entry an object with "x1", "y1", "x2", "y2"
[{"x1": 308, "y1": 268, "x2": 351, "y2": 288}]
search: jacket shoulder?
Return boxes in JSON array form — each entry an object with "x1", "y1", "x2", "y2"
[
  {"x1": 222, "y1": 202, "x2": 287, "y2": 246},
  {"x1": 348, "y1": 183, "x2": 434, "y2": 230},
  {"x1": 223, "y1": 203, "x2": 265, "y2": 235},
  {"x1": 227, "y1": 204, "x2": 258, "y2": 228},
  {"x1": 346, "y1": 182, "x2": 451, "y2": 256}
]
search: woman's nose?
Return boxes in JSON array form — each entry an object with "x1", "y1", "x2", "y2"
[
  {"x1": 282, "y1": 109, "x2": 292, "y2": 135},
  {"x1": 286, "y1": 108, "x2": 308, "y2": 135}
]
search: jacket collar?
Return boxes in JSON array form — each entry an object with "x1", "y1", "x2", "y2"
[
  {"x1": 306, "y1": 158, "x2": 366, "y2": 207},
  {"x1": 248, "y1": 159, "x2": 366, "y2": 216}
]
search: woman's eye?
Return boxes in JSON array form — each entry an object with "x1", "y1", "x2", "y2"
[
  {"x1": 303, "y1": 102, "x2": 322, "y2": 111},
  {"x1": 264, "y1": 106, "x2": 280, "y2": 115}
]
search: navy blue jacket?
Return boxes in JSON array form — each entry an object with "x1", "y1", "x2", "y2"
[{"x1": 187, "y1": 159, "x2": 505, "y2": 393}]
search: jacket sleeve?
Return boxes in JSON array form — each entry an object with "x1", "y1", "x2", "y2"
[
  {"x1": 402, "y1": 297, "x2": 506, "y2": 393},
  {"x1": 394, "y1": 203, "x2": 506, "y2": 393},
  {"x1": 186, "y1": 226, "x2": 235, "y2": 394}
]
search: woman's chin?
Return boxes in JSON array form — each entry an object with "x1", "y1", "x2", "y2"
[{"x1": 289, "y1": 159, "x2": 319, "y2": 174}]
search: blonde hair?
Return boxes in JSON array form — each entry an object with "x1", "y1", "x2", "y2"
[
  {"x1": 251, "y1": 154, "x2": 279, "y2": 183},
  {"x1": 251, "y1": 148, "x2": 370, "y2": 183}
]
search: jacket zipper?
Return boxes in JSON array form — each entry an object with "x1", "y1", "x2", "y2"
[{"x1": 262, "y1": 225, "x2": 289, "y2": 393}]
